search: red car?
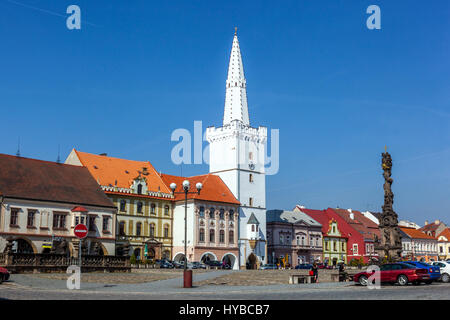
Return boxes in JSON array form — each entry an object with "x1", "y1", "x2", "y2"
[
  {"x1": 354, "y1": 263, "x2": 430, "y2": 286},
  {"x1": 0, "y1": 267, "x2": 10, "y2": 284}
]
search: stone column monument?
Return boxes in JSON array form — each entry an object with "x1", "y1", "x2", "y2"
[{"x1": 375, "y1": 148, "x2": 403, "y2": 262}]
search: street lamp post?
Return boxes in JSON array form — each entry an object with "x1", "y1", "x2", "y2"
[{"x1": 170, "y1": 180, "x2": 202, "y2": 288}]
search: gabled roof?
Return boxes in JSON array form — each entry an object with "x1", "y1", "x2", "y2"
[
  {"x1": 70, "y1": 149, "x2": 171, "y2": 194},
  {"x1": 400, "y1": 227, "x2": 436, "y2": 240},
  {"x1": 247, "y1": 213, "x2": 260, "y2": 225},
  {"x1": 331, "y1": 208, "x2": 380, "y2": 241},
  {"x1": 0, "y1": 153, "x2": 115, "y2": 209},
  {"x1": 159, "y1": 173, "x2": 240, "y2": 205},
  {"x1": 294, "y1": 206, "x2": 350, "y2": 238},
  {"x1": 267, "y1": 209, "x2": 322, "y2": 227},
  {"x1": 437, "y1": 228, "x2": 450, "y2": 241}
]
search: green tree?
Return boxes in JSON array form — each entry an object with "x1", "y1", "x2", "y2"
[{"x1": 130, "y1": 253, "x2": 137, "y2": 265}]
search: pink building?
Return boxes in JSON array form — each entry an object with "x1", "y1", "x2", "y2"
[{"x1": 266, "y1": 210, "x2": 323, "y2": 266}]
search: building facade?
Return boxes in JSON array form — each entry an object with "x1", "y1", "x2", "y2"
[
  {"x1": 206, "y1": 31, "x2": 268, "y2": 269},
  {"x1": 0, "y1": 154, "x2": 116, "y2": 256},
  {"x1": 437, "y1": 228, "x2": 450, "y2": 261},
  {"x1": 296, "y1": 207, "x2": 349, "y2": 265},
  {"x1": 331, "y1": 208, "x2": 380, "y2": 263},
  {"x1": 160, "y1": 173, "x2": 240, "y2": 269},
  {"x1": 65, "y1": 150, "x2": 174, "y2": 260},
  {"x1": 266, "y1": 210, "x2": 323, "y2": 267},
  {"x1": 400, "y1": 227, "x2": 438, "y2": 262}
]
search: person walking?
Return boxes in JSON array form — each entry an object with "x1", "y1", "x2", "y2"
[
  {"x1": 311, "y1": 261, "x2": 319, "y2": 283},
  {"x1": 339, "y1": 262, "x2": 348, "y2": 282}
]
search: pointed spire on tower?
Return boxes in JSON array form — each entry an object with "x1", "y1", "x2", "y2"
[
  {"x1": 223, "y1": 29, "x2": 250, "y2": 126},
  {"x1": 56, "y1": 144, "x2": 61, "y2": 163},
  {"x1": 16, "y1": 137, "x2": 21, "y2": 157}
]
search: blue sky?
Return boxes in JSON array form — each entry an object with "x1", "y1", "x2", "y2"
[{"x1": 1, "y1": 0, "x2": 449, "y2": 224}]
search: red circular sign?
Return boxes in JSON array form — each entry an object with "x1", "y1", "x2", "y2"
[{"x1": 74, "y1": 224, "x2": 88, "y2": 239}]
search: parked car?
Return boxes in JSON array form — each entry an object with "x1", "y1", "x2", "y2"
[
  {"x1": 295, "y1": 264, "x2": 312, "y2": 270},
  {"x1": 432, "y1": 261, "x2": 450, "y2": 283},
  {"x1": 204, "y1": 260, "x2": 223, "y2": 268},
  {"x1": 260, "y1": 264, "x2": 278, "y2": 270},
  {"x1": 354, "y1": 262, "x2": 430, "y2": 286},
  {"x1": 173, "y1": 261, "x2": 185, "y2": 269},
  {"x1": 403, "y1": 261, "x2": 440, "y2": 283},
  {"x1": 192, "y1": 261, "x2": 207, "y2": 269},
  {"x1": 0, "y1": 267, "x2": 10, "y2": 284},
  {"x1": 157, "y1": 259, "x2": 174, "y2": 269}
]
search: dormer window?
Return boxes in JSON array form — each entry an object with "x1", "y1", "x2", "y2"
[{"x1": 137, "y1": 184, "x2": 143, "y2": 195}]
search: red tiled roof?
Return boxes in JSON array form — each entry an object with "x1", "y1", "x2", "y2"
[
  {"x1": 420, "y1": 222, "x2": 442, "y2": 232},
  {"x1": 296, "y1": 207, "x2": 349, "y2": 238},
  {"x1": 160, "y1": 173, "x2": 240, "y2": 205},
  {"x1": 0, "y1": 153, "x2": 115, "y2": 208},
  {"x1": 72, "y1": 206, "x2": 88, "y2": 212},
  {"x1": 331, "y1": 208, "x2": 380, "y2": 241},
  {"x1": 437, "y1": 228, "x2": 450, "y2": 241},
  {"x1": 400, "y1": 227, "x2": 435, "y2": 240}
]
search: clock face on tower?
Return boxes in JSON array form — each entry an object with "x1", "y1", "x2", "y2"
[{"x1": 248, "y1": 162, "x2": 255, "y2": 170}]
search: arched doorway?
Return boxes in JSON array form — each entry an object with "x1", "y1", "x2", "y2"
[
  {"x1": 89, "y1": 241, "x2": 106, "y2": 256},
  {"x1": 200, "y1": 252, "x2": 217, "y2": 263},
  {"x1": 146, "y1": 248, "x2": 155, "y2": 260},
  {"x1": 247, "y1": 253, "x2": 257, "y2": 269},
  {"x1": 12, "y1": 238, "x2": 35, "y2": 253},
  {"x1": 133, "y1": 248, "x2": 141, "y2": 260},
  {"x1": 221, "y1": 253, "x2": 237, "y2": 270},
  {"x1": 173, "y1": 253, "x2": 186, "y2": 262}
]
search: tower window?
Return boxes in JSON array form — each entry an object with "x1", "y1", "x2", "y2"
[
  {"x1": 249, "y1": 152, "x2": 253, "y2": 160},
  {"x1": 249, "y1": 197, "x2": 253, "y2": 206},
  {"x1": 249, "y1": 174, "x2": 253, "y2": 182}
]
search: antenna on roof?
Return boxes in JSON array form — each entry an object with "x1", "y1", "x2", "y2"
[
  {"x1": 16, "y1": 137, "x2": 21, "y2": 157},
  {"x1": 56, "y1": 144, "x2": 61, "y2": 163}
]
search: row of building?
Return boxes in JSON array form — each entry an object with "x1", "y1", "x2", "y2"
[
  {"x1": 1, "y1": 150, "x2": 448, "y2": 270},
  {"x1": 267, "y1": 208, "x2": 450, "y2": 266}
]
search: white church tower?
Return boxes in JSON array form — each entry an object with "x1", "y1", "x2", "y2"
[{"x1": 206, "y1": 30, "x2": 267, "y2": 269}]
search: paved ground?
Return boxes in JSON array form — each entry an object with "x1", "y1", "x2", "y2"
[{"x1": 0, "y1": 270, "x2": 449, "y2": 300}]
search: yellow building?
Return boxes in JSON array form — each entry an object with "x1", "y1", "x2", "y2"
[
  {"x1": 65, "y1": 149, "x2": 174, "y2": 260},
  {"x1": 437, "y1": 228, "x2": 450, "y2": 260}
]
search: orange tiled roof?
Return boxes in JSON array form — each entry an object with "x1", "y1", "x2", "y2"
[
  {"x1": 437, "y1": 228, "x2": 450, "y2": 241},
  {"x1": 160, "y1": 173, "x2": 240, "y2": 205},
  {"x1": 400, "y1": 227, "x2": 435, "y2": 240},
  {"x1": 74, "y1": 150, "x2": 171, "y2": 194}
]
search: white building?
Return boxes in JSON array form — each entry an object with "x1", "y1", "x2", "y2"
[
  {"x1": 361, "y1": 211, "x2": 380, "y2": 225},
  {"x1": 0, "y1": 154, "x2": 116, "y2": 256},
  {"x1": 398, "y1": 220, "x2": 421, "y2": 229},
  {"x1": 206, "y1": 31, "x2": 268, "y2": 269}
]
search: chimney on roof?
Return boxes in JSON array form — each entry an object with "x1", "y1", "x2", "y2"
[
  {"x1": 435, "y1": 220, "x2": 440, "y2": 225},
  {"x1": 425, "y1": 220, "x2": 428, "y2": 225},
  {"x1": 99, "y1": 153, "x2": 107, "y2": 156},
  {"x1": 348, "y1": 208, "x2": 352, "y2": 213}
]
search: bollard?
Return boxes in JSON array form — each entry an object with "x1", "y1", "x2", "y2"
[{"x1": 183, "y1": 269, "x2": 192, "y2": 288}]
